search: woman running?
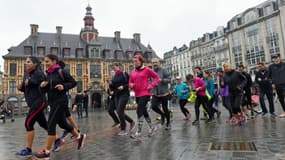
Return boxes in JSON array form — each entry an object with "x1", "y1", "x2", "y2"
[
  {"x1": 110, "y1": 63, "x2": 135, "y2": 136},
  {"x1": 33, "y1": 54, "x2": 86, "y2": 159},
  {"x1": 129, "y1": 54, "x2": 159, "y2": 138},
  {"x1": 16, "y1": 56, "x2": 48, "y2": 157}
]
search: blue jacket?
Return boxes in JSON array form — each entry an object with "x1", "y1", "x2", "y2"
[
  {"x1": 174, "y1": 82, "x2": 189, "y2": 100},
  {"x1": 204, "y1": 78, "x2": 215, "y2": 97}
]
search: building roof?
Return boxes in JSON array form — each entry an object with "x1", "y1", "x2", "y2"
[{"x1": 3, "y1": 32, "x2": 158, "y2": 60}]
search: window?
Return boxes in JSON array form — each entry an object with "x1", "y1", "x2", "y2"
[
  {"x1": 127, "y1": 51, "x2": 133, "y2": 60},
  {"x1": 264, "y1": 5, "x2": 273, "y2": 16},
  {"x1": 9, "y1": 81, "x2": 16, "y2": 94},
  {"x1": 76, "y1": 64, "x2": 82, "y2": 76},
  {"x1": 90, "y1": 64, "x2": 101, "y2": 78},
  {"x1": 115, "y1": 51, "x2": 123, "y2": 59},
  {"x1": 76, "y1": 48, "x2": 84, "y2": 58},
  {"x1": 9, "y1": 63, "x2": 16, "y2": 76},
  {"x1": 104, "y1": 50, "x2": 113, "y2": 59},
  {"x1": 77, "y1": 81, "x2": 82, "y2": 92},
  {"x1": 24, "y1": 46, "x2": 32, "y2": 55},
  {"x1": 63, "y1": 48, "x2": 71, "y2": 57},
  {"x1": 37, "y1": 47, "x2": 45, "y2": 56},
  {"x1": 50, "y1": 47, "x2": 58, "y2": 55},
  {"x1": 89, "y1": 46, "x2": 100, "y2": 58}
]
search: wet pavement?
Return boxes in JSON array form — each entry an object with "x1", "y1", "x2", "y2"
[{"x1": 1, "y1": 103, "x2": 285, "y2": 160}]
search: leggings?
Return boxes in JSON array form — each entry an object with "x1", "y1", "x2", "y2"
[
  {"x1": 194, "y1": 95, "x2": 212, "y2": 120},
  {"x1": 115, "y1": 94, "x2": 134, "y2": 130},
  {"x1": 151, "y1": 95, "x2": 170, "y2": 124},
  {"x1": 179, "y1": 99, "x2": 189, "y2": 117},
  {"x1": 136, "y1": 96, "x2": 152, "y2": 133},
  {"x1": 47, "y1": 101, "x2": 73, "y2": 135},
  {"x1": 25, "y1": 99, "x2": 48, "y2": 131},
  {"x1": 229, "y1": 94, "x2": 242, "y2": 114}
]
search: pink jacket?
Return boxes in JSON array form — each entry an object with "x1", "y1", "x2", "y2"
[
  {"x1": 193, "y1": 77, "x2": 206, "y2": 96},
  {"x1": 129, "y1": 66, "x2": 159, "y2": 97}
]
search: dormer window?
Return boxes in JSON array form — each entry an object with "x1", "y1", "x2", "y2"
[
  {"x1": 63, "y1": 48, "x2": 71, "y2": 57},
  {"x1": 24, "y1": 46, "x2": 32, "y2": 55},
  {"x1": 50, "y1": 47, "x2": 58, "y2": 55},
  {"x1": 37, "y1": 47, "x2": 45, "y2": 56},
  {"x1": 76, "y1": 48, "x2": 84, "y2": 58}
]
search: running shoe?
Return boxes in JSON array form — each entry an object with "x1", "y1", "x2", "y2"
[
  {"x1": 16, "y1": 148, "x2": 32, "y2": 156},
  {"x1": 77, "y1": 134, "x2": 86, "y2": 150},
  {"x1": 33, "y1": 149, "x2": 50, "y2": 159},
  {"x1": 52, "y1": 138, "x2": 65, "y2": 152}
]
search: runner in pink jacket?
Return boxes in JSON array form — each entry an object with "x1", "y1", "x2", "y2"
[{"x1": 129, "y1": 54, "x2": 159, "y2": 139}]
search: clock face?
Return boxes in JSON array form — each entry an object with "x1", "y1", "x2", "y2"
[{"x1": 81, "y1": 32, "x2": 95, "y2": 42}]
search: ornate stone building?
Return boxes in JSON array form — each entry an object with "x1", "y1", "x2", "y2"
[{"x1": 2, "y1": 5, "x2": 158, "y2": 113}]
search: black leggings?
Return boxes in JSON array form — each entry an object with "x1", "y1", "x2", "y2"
[
  {"x1": 115, "y1": 94, "x2": 133, "y2": 130},
  {"x1": 194, "y1": 95, "x2": 212, "y2": 120},
  {"x1": 229, "y1": 94, "x2": 242, "y2": 114},
  {"x1": 25, "y1": 99, "x2": 48, "y2": 132},
  {"x1": 108, "y1": 98, "x2": 120, "y2": 124},
  {"x1": 276, "y1": 87, "x2": 285, "y2": 111},
  {"x1": 48, "y1": 101, "x2": 73, "y2": 135},
  {"x1": 179, "y1": 99, "x2": 189, "y2": 117},
  {"x1": 151, "y1": 95, "x2": 170, "y2": 124},
  {"x1": 222, "y1": 96, "x2": 232, "y2": 118},
  {"x1": 136, "y1": 96, "x2": 150, "y2": 119}
]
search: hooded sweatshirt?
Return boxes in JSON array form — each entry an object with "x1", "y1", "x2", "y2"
[{"x1": 129, "y1": 66, "x2": 159, "y2": 97}]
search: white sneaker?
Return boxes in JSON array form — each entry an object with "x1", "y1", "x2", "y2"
[
  {"x1": 148, "y1": 125, "x2": 157, "y2": 137},
  {"x1": 118, "y1": 130, "x2": 128, "y2": 136},
  {"x1": 279, "y1": 112, "x2": 285, "y2": 118}
]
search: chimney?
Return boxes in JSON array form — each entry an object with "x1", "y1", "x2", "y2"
[
  {"x1": 30, "y1": 24, "x2": 39, "y2": 36},
  {"x1": 56, "y1": 26, "x2": 62, "y2": 35},
  {"x1": 114, "y1": 31, "x2": 120, "y2": 42},
  {"x1": 133, "y1": 33, "x2": 141, "y2": 43}
]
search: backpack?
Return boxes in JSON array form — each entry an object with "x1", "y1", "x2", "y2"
[{"x1": 58, "y1": 69, "x2": 65, "y2": 81}]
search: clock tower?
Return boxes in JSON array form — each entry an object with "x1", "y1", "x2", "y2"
[{"x1": 80, "y1": 4, "x2": 98, "y2": 43}]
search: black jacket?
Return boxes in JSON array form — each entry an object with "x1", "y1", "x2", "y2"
[
  {"x1": 110, "y1": 72, "x2": 129, "y2": 96},
  {"x1": 19, "y1": 69, "x2": 46, "y2": 107},
  {"x1": 255, "y1": 69, "x2": 272, "y2": 90},
  {"x1": 241, "y1": 72, "x2": 252, "y2": 89},
  {"x1": 223, "y1": 70, "x2": 247, "y2": 95},
  {"x1": 45, "y1": 68, "x2": 77, "y2": 104},
  {"x1": 269, "y1": 62, "x2": 285, "y2": 87},
  {"x1": 75, "y1": 93, "x2": 84, "y2": 104}
]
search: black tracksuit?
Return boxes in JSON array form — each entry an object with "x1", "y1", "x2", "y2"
[
  {"x1": 110, "y1": 72, "x2": 134, "y2": 131},
  {"x1": 44, "y1": 68, "x2": 77, "y2": 135},
  {"x1": 223, "y1": 70, "x2": 247, "y2": 114},
  {"x1": 19, "y1": 69, "x2": 48, "y2": 132},
  {"x1": 255, "y1": 69, "x2": 275, "y2": 113},
  {"x1": 269, "y1": 62, "x2": 285, "y2": 111}
]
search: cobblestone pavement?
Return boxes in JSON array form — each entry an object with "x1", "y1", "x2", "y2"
[{"x1": 1, "y1": 103, "x2": 285, "y2": 160}]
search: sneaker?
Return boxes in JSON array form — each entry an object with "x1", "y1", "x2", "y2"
[
  {"x1": 52, "y1": 138, "x2": 65, "y2": 152},
  {"x1": 130, "y1": 131, "x2": 141, "y2": 139},
  {"x1": 270, "y1": 113, "x2": 277, "y2": 117},
  {"x1": 148, "y1": 125, "x2": 157, "y2": 137},
  {"x1": 33, "y1": 149, "x2": 50, "y2": 159},
  {"x1": 77, "y1": 134, "x2": 86, "y2": 150},
  {"x1": 192, "y1": 120, "x2": 200, "y2": 125},
  {"x1": 165, "y1": 123, "x2": 171, "y2": 130},
  {"x1": 16, "y1": 148, "x2": 32, "y2": 156},
  {"x1": 118, "y1": 130, "x2": 128, "y2": 136},
  {"x1": 226, "y1": 118, "x2": 232, "y2": 123},
  {"x1": 129, "y1": 122, "x2": 135, "y2": 132},
  {"x1": 279, "y1": 112, "x2": 285, "y2": 118}
]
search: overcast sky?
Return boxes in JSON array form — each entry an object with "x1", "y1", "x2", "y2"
[{"x1": 0, "y1": 0, "x2": 266, "y2": 71}]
